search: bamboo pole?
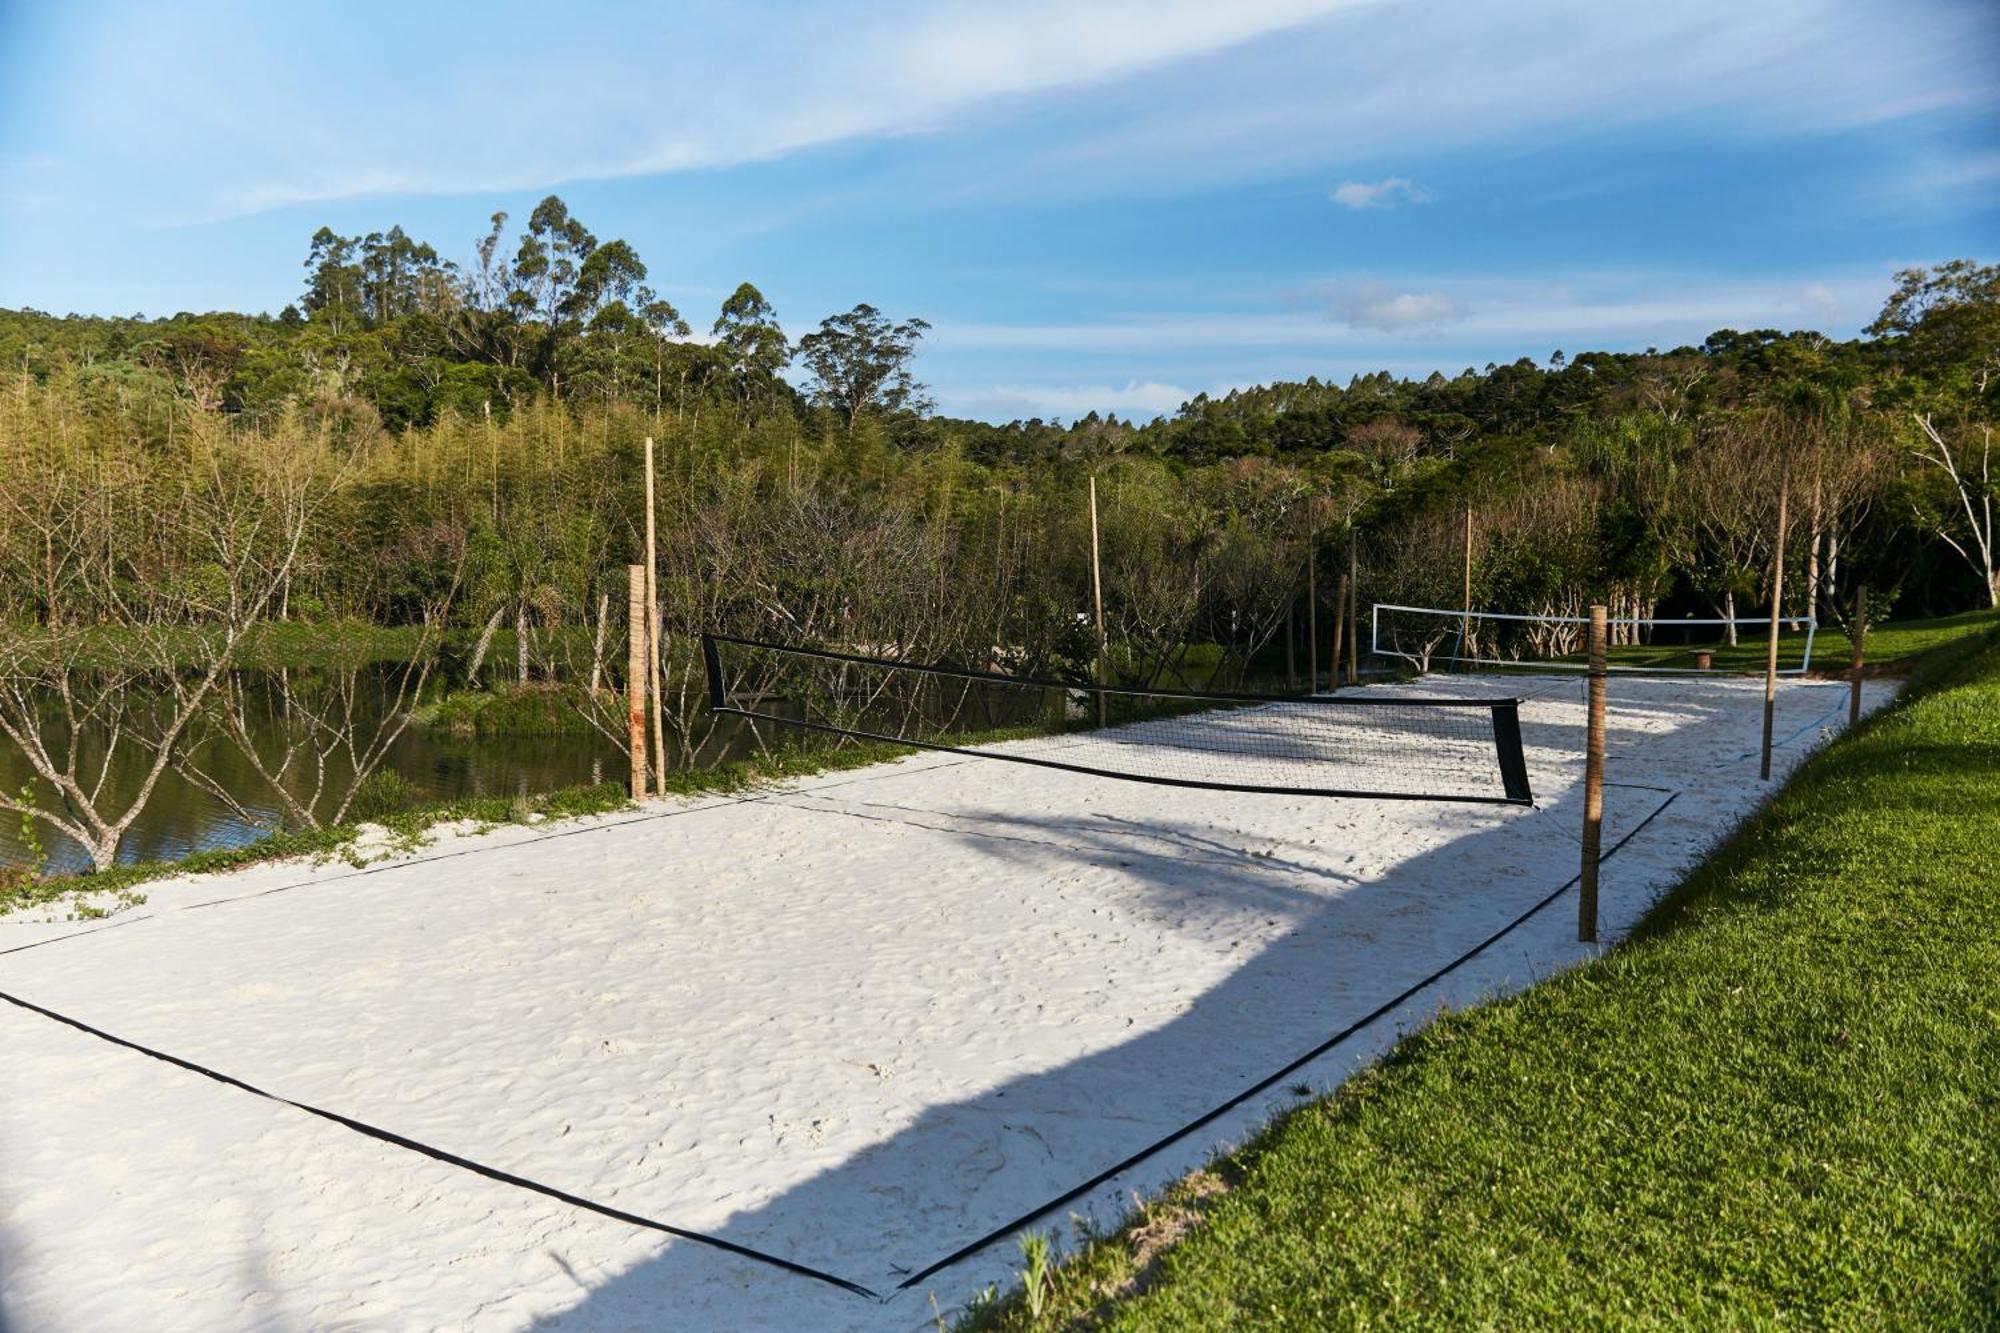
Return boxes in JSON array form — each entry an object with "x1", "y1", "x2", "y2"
[
  {"x1": 1285, "y1": 599, "x2": 1296, "y2": 691},
  {"x1": 644, "y1": 436, "x2": 666, "y2": 794},
  {"x1": 1089, "y1": 475, "x2": 1107, "y2": 728},
  {"x1": 1579, "y1": 604, "x2": 1608, "y2": 943},
  {"x1": 1330, "y1": 573, "x2": 1349, "y2": 693},
  {"x1": 1346, "y1": 533, "x2": 1359, "y2": 685},
  {"x1": 1761, "y1": 473, "x2": 1791, "y2": 781},
  {"x1": 1459, "y1": 503, "x2": 1474, "y2": 671},
  {"x1": 1307, "y1": 541, "x2": 1319, "y2": 691},
  {"x1": 626, "y1": 564, "x2": 647, "y2": 801},
  {"x1": 1849, "y1": 584, "x2": 1868, "y2": 727}
]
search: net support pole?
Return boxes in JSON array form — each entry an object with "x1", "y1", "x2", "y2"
[
  {"x1": 644, "y1": 436, "x2": 666, "y2": 795},
  {"x1": 626, "y1": 564, "x2": 647, "y2": 801},
  {"x1": 1089, "y1": 474, "x2": 1107, "y2": 728},
  {"x1": 1331, "y1": 573, "x2": 1349, "y2": 693},
  {"x1": 1760, "y1": 472, "x2": 1791, "y2": 781},
  {"x1": 1579, "y1": 604, "x2": 1608, "y2": 943},
  {"x1": 1307, "y1": 540, "x2": 1319, "y2": 692},
  {"x1": 1849, "y1": 584, "x2": 1868, "y2": 727}
]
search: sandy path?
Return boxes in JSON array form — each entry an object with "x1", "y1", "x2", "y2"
[{"x1": 0, "y1": 674, "x2": 1891, "y2": 1330}]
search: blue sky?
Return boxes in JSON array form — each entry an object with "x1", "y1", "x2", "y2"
[{"x1": 1, "y1": 0, "x2": 1994, "y2": 420}]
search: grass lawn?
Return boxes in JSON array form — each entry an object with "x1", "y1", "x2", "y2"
[
  {"x1": 1598, "y1": 606, "x2": 2000, "y2": 676},
  {"x1": 967, "y1": 623, "x2": 2000, "y2": 1328}
]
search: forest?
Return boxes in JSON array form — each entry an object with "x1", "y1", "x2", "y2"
[{"x1": 1, "y1": 194, "x2": 1994, "y2": 872}]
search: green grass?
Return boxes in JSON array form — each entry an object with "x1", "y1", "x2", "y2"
[
  {"x1": 1600, "y1": 606, "x2": 2000, "y2": 675},
  {"x1": 964, "y1": 625, "x2": 2000, "y2": 1329}
]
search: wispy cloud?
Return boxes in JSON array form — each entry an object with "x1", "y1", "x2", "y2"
[
  {"x1": 14, "y1": 0, "x2": 1991, "y2": 225},
  {"x1": 49, "y1": 0, "x2": 1360, "y2": 221},
  {"x1": 948, "y1": 379, "x2": 1195, "y2": 420},
  {"x1": 1330, "y1": 177, "x2": 1431, "y2": 210},
  {"x1": 1010, "y1": 0, "x2": 1997, "y2": 200},
  {"x1": 935, "y1": 268, "x2": 1894, "y2": 355},
  {"x1": 1322, "y1": 281, "x2": 1463, "y2": 330}
]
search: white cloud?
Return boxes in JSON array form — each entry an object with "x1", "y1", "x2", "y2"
[
  {"x1": 1322, "y1": 282, "x2": 1465, "y2": 331},
  {"x1": 934, "y1": 268, "x2": 1896, "y2": 355},
  {"x1": 952, "y1": 379, "x2": 1195, "y2": 420},
  {"x1": 59, "y1": 0, "x2": 1360, "y2": 221},
  {"x1": 1013, "y1": 0, "x2": 1996, "y2": 201},
  {"x1": 24, "y1": 0, "x2": 1992, "y2": 224},
  {"x1": 1330, "y1": 176, "x2": 1431, "y2": 210}
]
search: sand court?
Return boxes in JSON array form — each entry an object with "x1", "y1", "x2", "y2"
[{"x1": 0, "y1": 673, "x2": 1889, "y2": 1326}]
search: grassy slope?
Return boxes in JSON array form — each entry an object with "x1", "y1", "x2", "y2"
[
  {"x1": 971, "y1": 627, "x2": 2000, "y2": 1329},
  {"x1": 1601, "y1": 607, "x2": 1999, "y2": 675}
]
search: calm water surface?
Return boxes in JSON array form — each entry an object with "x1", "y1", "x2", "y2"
[{"x1": 0, "y1": 668, "x2": 627, "y2": 877}]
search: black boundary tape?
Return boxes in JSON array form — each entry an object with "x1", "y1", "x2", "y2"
[
  {"x1": 894, "y1": 786, "x2": 1682, "y2": 1290},
  {"x1": 0, "y1": 786, "x2": 1680, "y2": 1306}
]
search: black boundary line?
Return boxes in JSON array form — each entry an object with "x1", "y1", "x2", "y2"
[
  {"x1": 893, "y1": 787, "x2": 1682, "y2": 1291},
  {"x1": 0, "y1": 984, "x2": 884, "y2": 1300},
  {"x1": 0, "y1": 782, "x2": 1683, "y2": 1308},
  {"x1": 1, "y1": 672, "x2": 1726, "y2": 1304}
]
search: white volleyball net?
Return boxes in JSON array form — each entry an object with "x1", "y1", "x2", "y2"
[{"x1": 1371, "y1": 603, "x2": 1818, "y2": 676}]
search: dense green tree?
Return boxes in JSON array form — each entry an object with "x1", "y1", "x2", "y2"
[{"x1": 797, "y1": 304, "x2": 931, "y2": 428}]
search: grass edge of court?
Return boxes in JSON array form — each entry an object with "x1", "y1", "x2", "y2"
[{"x1": 954, "y1": 621, "x2": 2000, "y2": 1330}]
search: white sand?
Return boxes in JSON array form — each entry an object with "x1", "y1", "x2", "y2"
[{"x1": 0, "y1": 673, "x2": 1893, "y2": 1331}]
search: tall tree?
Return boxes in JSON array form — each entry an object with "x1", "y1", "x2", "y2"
[
  {"x1": 301, "y1": 228, "x2": 364, "y2": 333},
  {"x1": 797, "y1": 304, "x2": 930, "y2": 428},
  {"x1": 713, "y1": 282, "x2": 790, "y2": 395}
]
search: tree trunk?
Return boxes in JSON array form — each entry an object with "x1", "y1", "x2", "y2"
[
  {"x1": 516, "y1": 604, "x2": 530, "y2": 685},
  {"x1": 466, "y1": 605, "x2": 505, "y2": 689},
  {"x1": 1724, "y1": 589, "x2": 1738, "y2": 647},
  {"x1": 589, "y1": 592, "x2": 611, "y2": 695}
]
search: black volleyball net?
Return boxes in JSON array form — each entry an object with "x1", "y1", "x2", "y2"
[{"x1": 702, "y1": 634, "x2": 1533, "y2": 806}]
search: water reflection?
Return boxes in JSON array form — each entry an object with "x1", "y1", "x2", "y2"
[{"x1": 0, "y1": 666, "x2": 626, "y2": 877}]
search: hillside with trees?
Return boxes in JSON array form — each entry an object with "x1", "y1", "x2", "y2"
[{"x1": 1, "y1": 198, "x2": 1994, "y2": 869}]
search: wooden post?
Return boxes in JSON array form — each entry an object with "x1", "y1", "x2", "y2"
[
  {"x1": 643, "y1": 436, "x2": 667, "y2": 795},
  {"x1": 1760, "y1": 473, "x2": 1791, "y2": 781},
  {"x1": 1346, "y1": 534, "x2": 1359, "y2": 685},
  {"x1": 1849, "y1": 584, "x2": 1868, "y2": 727},
  {"x1": 1089, "y1": 475, "x2": 1107, "y2": 727},
  {"x1": 1579, "y1": 604, "x2": 1608, "y2": 943},
  {"x1": 1307, "y1": 541, "x2": 1319, "y2": 692},
  {"x1": 1330, "y1": 573, "x2": 1349, "y2": 693},
  {"x1": 1285, "y1": 599, "x2": 1296, "y2": 691},
  {"x1": 626, "y1": 564, "x2": 647, "y2": 800},
  {"x1": 1460, "y1": 503, "x2": 1474, "y2": 670}
]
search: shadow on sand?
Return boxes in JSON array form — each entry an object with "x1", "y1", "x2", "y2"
[{"x1": 522, "y1": 681, "x2": 1803, "y2": 1328}]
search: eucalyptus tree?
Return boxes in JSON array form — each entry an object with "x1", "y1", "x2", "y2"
[
  {"x1": 712, "y1": 283, "x2": 791, "y2": 407},
  {"x1": 798, "y1": 304, "x2": 931, "y2": 429}
]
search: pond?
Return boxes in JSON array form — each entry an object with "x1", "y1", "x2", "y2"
[{"x1": 0, "y1": 667, "x2": 631, "y2": 877}]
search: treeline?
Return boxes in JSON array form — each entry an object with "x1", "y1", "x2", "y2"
[{"x1": 1, "y1": 235, "x2": 1994, "y2": 869}]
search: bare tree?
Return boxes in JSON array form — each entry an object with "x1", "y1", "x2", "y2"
[
  {"x1": 1911, "y1": 414, "x2": 1997, "y2": 608},
  {"x1": 0, "y1": 409, "x2": 337, "y2": 871}
]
